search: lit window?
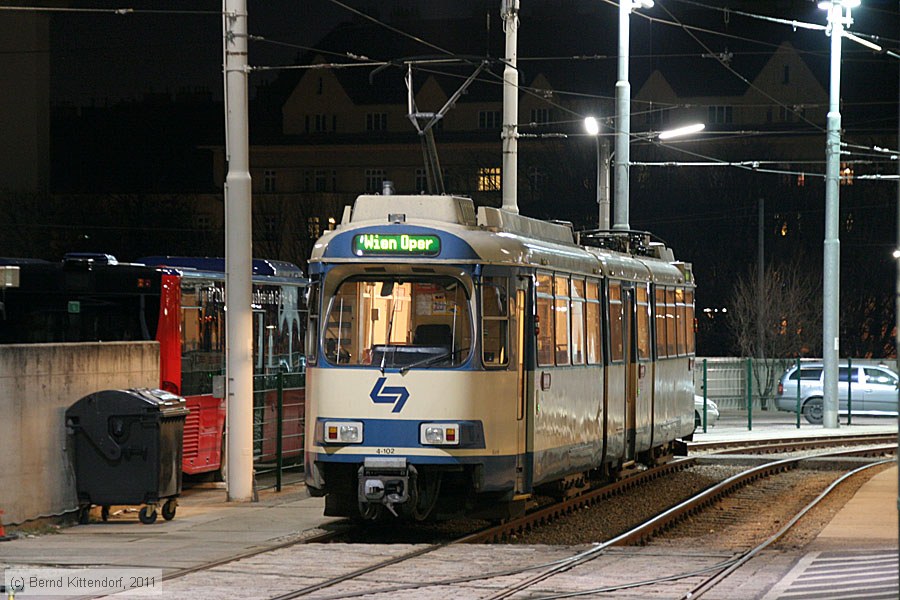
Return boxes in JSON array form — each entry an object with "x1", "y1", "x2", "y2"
[
  {"x1": 840, "y1": 163, "x2": 854, "y2": 186},
  {"x1": 530, "y1": 108, "x2": 549, "y2": 126},
  {"x1": 307, "y1": 216, "x2": 321, "y2": 239},
  {"x1": 478, "y1": 167, "x2": 501, "y2": 192},
  {"x1": 796, "y1": 173, "x2": 806, "y2": 187}
]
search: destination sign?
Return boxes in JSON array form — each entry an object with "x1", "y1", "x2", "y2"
[{"x1": 353, "y1": 233, "x2": 441, "y2": 257}]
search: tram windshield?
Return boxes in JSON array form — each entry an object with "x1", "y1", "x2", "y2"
[{"x1": 323, "y1": 276, "x2": 472, "y2": 369}]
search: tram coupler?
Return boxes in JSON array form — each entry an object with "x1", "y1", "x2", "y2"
[{"x1": 358, "y1": 457, "x2": 413, "y2": 517}]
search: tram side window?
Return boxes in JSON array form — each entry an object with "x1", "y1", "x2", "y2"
[
  {"x1": 535, "y1": 273, "x2": 554, "y2": 367},
  {"x1": 585, "y1": 279, "x2": 602, "y2": 365},
  {"x1": 654, "y1": 287, "x2": 667, "y2": 358},
  {"x1": 675, "y1": 287, "x2": 686, "y2": 356},
  {"x1": 686, "y1": 289, "x2": 696, "y2": 354},
  {"x1": 636, "y1": 285, "x2": 651, "y2": 361},
  {"x1": 665, "y1": 288, "x2": 677, "y2": 357},
  {"x1": 306, "y1": 280, "x2": 320, "y2": 365},
  {"x1": 608, "y1": 281, "x2": 624, "y2": 362},
  {"x1": 570, "y1": 278, "x2": 585, "y2": 365},
  {"x1": 482, "y1": 277, "x2": 510, "y2": 367},
  {"x1": 554, "y1": 275, "x2": 570, "y2": 366}
]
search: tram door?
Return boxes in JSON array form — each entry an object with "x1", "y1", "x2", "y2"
[
  {"x1": 515, "y1": 288, "x2": 527, "y2": 493},
  {"x1": 622, "y1": 286, "x2": 638, "y2": 463}
]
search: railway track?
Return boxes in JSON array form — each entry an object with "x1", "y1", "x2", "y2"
[
  {"x1": 688, "y1": 432, "x2": 897, "y2": 455},
  {"x1": 86, "y1": 436, "x2": 894, "y2": 599}
]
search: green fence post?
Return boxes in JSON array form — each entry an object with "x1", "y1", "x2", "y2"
[
  {"x1": 747, "y1": 357, "x2": 753, "y2": 431},
  {"x1": 703, "y1": 359, "x2": 708, "y2": 433},
  {"x1": 276, "y1": 370, "x2": 284, "y2": 492},
  {"x1": 795, "y1": 357, "x2": 801, "y2": 429},
  {"x1": 847, "y1": 357, "x2": 852, "y2": 426}
]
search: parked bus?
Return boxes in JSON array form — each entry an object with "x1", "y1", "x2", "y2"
[{"x1": 0, "y1": 253, "x2": 308, "y2": 478}]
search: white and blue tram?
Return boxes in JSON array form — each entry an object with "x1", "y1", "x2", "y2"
[{"x1": 304, "y1": 194, "x2": 696, "y2": 520}]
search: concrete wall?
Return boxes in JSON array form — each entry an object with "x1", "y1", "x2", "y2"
[{"x1": 0, "y1": 342, "x2": 159, "y2": 525}]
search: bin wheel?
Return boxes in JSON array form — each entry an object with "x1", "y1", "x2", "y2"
[
  {"x1": 78, "y1": 505, "x2": 91, "y2": 525},
  {"x1": 101, "y1": 506, "x2": 110, "y2": 522},
  {"x1": 138, "y1": 505, "x2": 158, "y2": 525},
  {"x1": 161, "y1": 499, "x2": 177, "y2": 521}
]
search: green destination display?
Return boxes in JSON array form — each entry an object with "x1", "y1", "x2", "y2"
[{"x1": 353, "y1": 233, "x2": 441, "y2": 256}]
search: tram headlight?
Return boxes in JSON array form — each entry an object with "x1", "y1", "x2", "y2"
[
  {"x1": 323, "y1": 421, "x2": 363, "y2": 444},
  {"x1": 420, "y1": 423, "x2": 459, "y2": 446}
]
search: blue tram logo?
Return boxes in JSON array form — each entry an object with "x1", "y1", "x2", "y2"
[{"x1": 369, "y1": 377, "x2": 410, "y2": 413}]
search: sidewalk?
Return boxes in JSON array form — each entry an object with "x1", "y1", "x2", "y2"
[
  {"x1": 691, "y1": 410, "x2": 899, "y2": 444},
  {"x1": 0, "y1": 483, "x2": 338, "y2": 575}
]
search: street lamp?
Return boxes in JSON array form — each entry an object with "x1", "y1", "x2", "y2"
[
  {"x1": 818, "y1": 0, "x2": 859, "y2": 430},
  {"x1": 615, "y1": 0, "x2": 655, "y2": 231},
  {"x1": 584, "y1": 117, "x2": 611, "y2": 229},
  {"x1": 585, "y1": 118, "x2": 703, "y2": 230}
]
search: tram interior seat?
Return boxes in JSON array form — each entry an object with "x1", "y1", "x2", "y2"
[{"x1": 413, "y1": 324, "x2": 452, "y2": 348}]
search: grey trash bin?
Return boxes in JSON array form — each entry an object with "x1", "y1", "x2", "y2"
[{"x1": 66, "y1": 388, "x2": 189, "y2": 524}]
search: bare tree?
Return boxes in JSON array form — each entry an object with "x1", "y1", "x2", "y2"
[{"x1": 727, "y1": 257, "x2": 823, "y2": 405}]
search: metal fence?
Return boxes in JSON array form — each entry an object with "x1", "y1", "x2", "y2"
[
  {"x1": 695, "y1": 356, "x2": 898, "y2": 419},
  {"x1": 252, "y1": 371, "x2": 305, "y2": 491}
]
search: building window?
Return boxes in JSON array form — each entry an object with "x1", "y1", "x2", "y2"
[
  {"x1": 264, "y1": 170, "x2": 276, "y2": 193},
  {"x1": 261, "y1": 214, "x2": 278, "y2": 241},
  {"x1": 416, "y1": 168, "x2": 428, "y2": 193},
  {"x1": 365, "y1": 168, "x2": 386, "y2": 193},
  {"x1": 477, "y1": 167, "x2": 501, "y2": 192},
  {"x1": 779, "y1": 106, "x2": 794, "y2": 123},
  {"x1": 307, "y1": 216, "x2": 321, "y2": 239},
  {"x1": 527, "y1": 166, "x2": 545, "y2": 192},
  {"x1": 327, "y1": 217, "x2": 337, "y2": 231},
  {"x1": 315, "y1": 169, "x2": 327, "y2": 192},
  {"x1": 195, "y1": 214, "x2": 212, "y2": 231},
  {"x1": 314, "y1": 114, "x2": 328, "y2": 132},
  {"x1": 840, "y1": 163, "x2": 854, "y2": 186},
  {"x1": 782, "y1": 65, "x2": 790, "y2": 84},
  {"x1": 530, "y1": 108, "x2": 549, "y2": 126},
  {"x1": 708, "y1": 105, "x2": 733, "y2": 124},
  {"x1": 645, "y1": 108, "x2": 670, "y2": 126},
  {"x1": 478, "y1": 110, "x2": 502, "y2": 129},
  {"x1": 366, "y1": 113, "x2": 388, "y2": 131},
  {"x1": 796, "y1": 173, "x2": 806, "y2": 187}
]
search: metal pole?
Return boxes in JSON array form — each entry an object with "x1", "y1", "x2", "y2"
[
  {"x1": 613, "y1": 0, "x2": 631, "y2": 230},
  {"x1": 796, "y1": 357, "x2": 801, "y2": 429},
  {"x1": 702, "y1": 359, "x2": 708, "y2": 434},
  {"x1": 757, "y1": 197, "x2": 765, "y2": 369},
  {"x1": 847, "y1": 356, "x2": 852, "y2": 425},
  {"x1": 822, "y1": 1, "x2": 846, "y2": 430},
  {"x1": 895, "y1": 0, "x2": 900, "y2": 563},
  {"x1": 224, "y1": 0, "x2": 254, "y2": 501},
  {"x1": 747, "y1": 357, "x2": 753, "y2": 431},
  {"x1": 276, "y1": 370, "x2": 284, "y2": 492},
  {"x1": 501, "y1": 0, "x2": 519, "y2": 214},
  {"x1": 599, "y1": 138, "x2": 611, "y2": 230}
]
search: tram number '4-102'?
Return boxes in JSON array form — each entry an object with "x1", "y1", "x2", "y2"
[{"x1": 375, "y1": 448, "x2": 396, "y2": 455}]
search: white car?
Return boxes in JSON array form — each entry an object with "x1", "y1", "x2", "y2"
[{"x1": 694, "y1": 395, "x2": 719, "y2": 428}]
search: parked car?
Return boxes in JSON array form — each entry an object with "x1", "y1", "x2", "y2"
[
  {"x1": 694, "y1": 395, "x2": 719, "y2": 429},
  {"x1": 774, "y1": 362, "x2": 899, "y2": 424}
]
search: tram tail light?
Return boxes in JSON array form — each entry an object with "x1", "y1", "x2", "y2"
[
  {"x1": 323, "y1": 421, "x2": 363, "y2": 444},
  {"x1": 420, "y1": 423, "x2": 459, "y2": 446}
]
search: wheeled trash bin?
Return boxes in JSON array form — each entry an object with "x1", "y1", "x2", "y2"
[{"x1": 66, "y1": 388, "x2": 189, "y2": 524}]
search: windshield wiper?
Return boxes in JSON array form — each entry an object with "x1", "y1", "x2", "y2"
[{"x1": 399, "y1": 349, "x2": 453, "y2": 375}]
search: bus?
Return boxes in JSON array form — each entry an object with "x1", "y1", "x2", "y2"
[{"x1": 0, "y1": 253, "x2": 308, "y2": 477}]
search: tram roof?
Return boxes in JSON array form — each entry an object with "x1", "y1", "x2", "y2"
[{"x1": 311, "y1": 195, "x2": 692, "y2": 286}]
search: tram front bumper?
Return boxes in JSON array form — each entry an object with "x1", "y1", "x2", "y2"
[{"x1": 358, "y1": 456, "x2": 412, "y2": 516}]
